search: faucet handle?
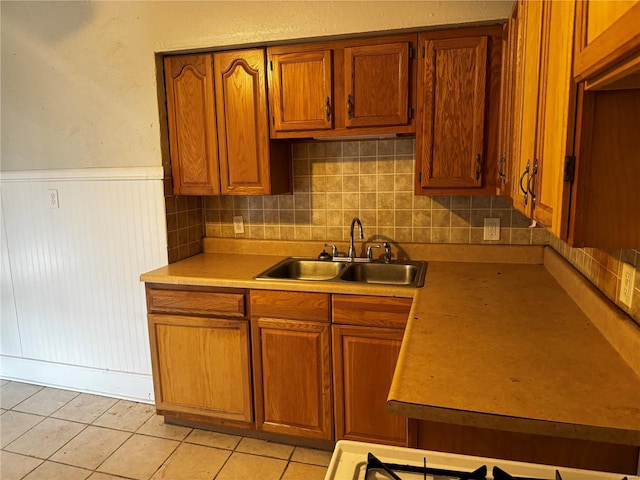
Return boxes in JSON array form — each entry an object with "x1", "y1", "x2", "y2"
[
  {"x1": 366, "y1": 245, "x2": 382, "y2": 261},
  {"x1": 382, "y1": 242, "x2": 392, "y2": 263},
  {"x1": 324, "y1": 243, "x2": 338, "y2": 258}
]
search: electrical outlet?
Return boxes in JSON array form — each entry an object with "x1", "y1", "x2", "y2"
[
  {"x1": 48, "y1": 189, "x2": 59, "y2": 209},
  {"x1": 233, "y1": 215, "x2": 245, "y2": 234},
  {"x1": 483, "y1": 218, "x2": 500, "y2": 241},
  {"x1": 619, "y1": 262, "x2": 635, "y2": 308}
]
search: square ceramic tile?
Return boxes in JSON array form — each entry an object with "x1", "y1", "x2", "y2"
[
  {"x1": 0, "y1": 382, "x2": 43, "y2": 409},
  {"x1": 1, "y1": 410, "x2": 45, "y2": 448},
  {"x1": 0, "y1": 451, "x2": 43, "y2": 480},
  {"x1": 150, "y1": 443, "x2": 230, "y2": 479},
  {"x1": 235, "y1": 437, "x2": 294, "y2": 460},
  {"x1": 136, "y1": 415, "x2": 192, "y2": 441},
  {"x1": 281, "y1": 461, "x2": 328, "y2": 480},
  {"x1": 50, "y1": 425, "x2": 131, "y2": 470},
  {"x1": 97, "y1": 434, "x2": 179, "y2": 480},
  {"x1": 184, "y1": 429, "x2": 241, "y2": 450},
  {"x1": 93, "y1": 400, "x2": 155, "y2": 432},
  {"x1": 13, "y1": 387, "x2": 79, "y2": 416},
  {"x1": 23, "y1": 461, "x2": 91, "y2": 480},
  {"x1": 52, "y1": 393, "x2": 118, "y2": 424},
  {"x1": 4, "y1": 417, "x2": 85, "y2": 459},
  {"x1": 1, "y1": 379, "x2": 9, "y2": 386},
  {"x1": 214, "y1": 452, "x2": 286, "y2": 480},
  {"x1": 291, "y1": 446, "x2": 332, "y2": 467}
]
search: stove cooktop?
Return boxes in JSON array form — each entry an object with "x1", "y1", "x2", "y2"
[{"x1": 324, "y1": 441, "x2": 639, "y2": 480}]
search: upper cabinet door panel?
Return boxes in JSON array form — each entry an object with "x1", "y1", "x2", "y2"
[
  {"x1": 268, "y1": 50, "x2": 333, "y2": 132},
  {"x1": 417, "y1": 36, "x2": 488, "y2": 189},
  {"x1": 574, "y1": 0, "x2": 640, "y2": 88},
  {"x1": 164, "y1": 54, "x2": 220, "y2": 196},
  {"x1": 214, "y1": 49, "x2": 271, "y2": 195},
  {"x1": 344, "y1": 42, "x2": 410, "y2": 128}
]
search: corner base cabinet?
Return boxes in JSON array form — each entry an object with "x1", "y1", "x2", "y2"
[
  {"x1": 146, "y1": 285, "x2": 253, "y2": 427},
  {"x1": 332, "y1": 294, "x2": 414, "y2": 446}
]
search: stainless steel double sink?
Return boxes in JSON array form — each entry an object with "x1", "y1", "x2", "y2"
[{"x1": 255, "y1": 257, "x2": 427, "y2": 287}]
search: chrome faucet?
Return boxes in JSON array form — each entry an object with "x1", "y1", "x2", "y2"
[{"x1": 348, "y1": 217, "x2": 364, "y2": 260}]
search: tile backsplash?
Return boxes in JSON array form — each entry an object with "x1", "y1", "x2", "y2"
[
  {"x1": 165, "y1": 195, "x2": 203, "y2": 263},
  {"x1": 165, "y1": 138, "x2": 639, "y2": 326},
  {"x1": 548, "y1": 235, "x2": 640, "y2": 324},
  {"x1": 203, "y1": 139, "x2": 549, "y2": 246}
]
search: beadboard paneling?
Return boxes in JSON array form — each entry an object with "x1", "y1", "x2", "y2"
[{"x1": 0, "y1": 168, "x2": 167, "y2": 400}]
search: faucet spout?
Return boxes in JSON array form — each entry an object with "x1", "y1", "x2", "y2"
[{"x1": 348, "y1": 217, "x2": 364, "y2": 260}]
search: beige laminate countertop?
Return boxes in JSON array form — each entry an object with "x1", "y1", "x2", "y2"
[
  {"x1": 140, "y1": 247, "x2": 640, "y2": 446},
  {"x1": 388, "y1": 258, "x2": 640, "y2": 446}
]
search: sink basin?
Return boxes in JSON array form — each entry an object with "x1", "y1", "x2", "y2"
[
  {"x1": 339, "y1": 261, "x2": 427, "y2": 287},
  {"x1": 255, "y1": 258, "x2": 348, "y2": 281},
  {"x1": 255, "y1": 257, "x2": 427, "y2": 287}
]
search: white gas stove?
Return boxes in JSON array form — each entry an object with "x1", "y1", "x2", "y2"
[{"x1": 325, "y1": 440, "x2": 638, "y2": 480}]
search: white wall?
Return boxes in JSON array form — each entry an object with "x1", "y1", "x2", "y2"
[
  {"x1": 0, "y1": 1, "x2": 511, "y2": 401},
  {"x1": 1, "y1": 168, "x2": 167, "y2": 401},
  {"x1": 1, "y1": 1, "x2": 511, "y2": 171}
]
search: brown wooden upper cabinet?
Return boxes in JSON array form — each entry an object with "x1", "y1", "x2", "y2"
[
  {"x1": 267, "y1": 34, "x2": 417, "y2": 139},
  {"x1": 164, "y1": 50, "x2": 291, "y2": 196},
  {"x1": 508, "y1": 0, "x2": 640, "y2": 248},
  {"x1": 573, "y1": 0, "x2": 640, "y2": 90},
  {"x1": 415, "y1": 26, "x2": 503, "y2": 195},
  {"x1": 496, "y1": 5, "x2": 520, "y2": 199},
  {"x1": 164, "y1": 54, "x2": 221, "y2": 196}
]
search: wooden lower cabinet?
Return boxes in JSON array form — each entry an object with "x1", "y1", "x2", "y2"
[
  {"x1": 147, "y1": 314, "x2": 253, "y2": 426},
  {"x1": 251, "y1": 317, "x2": 333, "y2": 440},
  {"x1": 332, "y1": 324, "x2": 408, "y2": 446},
  {"x1": 332, "y1": 294, "x2": 413, "y2": 446}
]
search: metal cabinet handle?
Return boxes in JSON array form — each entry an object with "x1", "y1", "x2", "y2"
[
  {"x1": 497, "y1": 154, "x2": 506, "y2": 183},
  {"x1": 325, "y1": 97, "x2": 331, "y2": 121},
  {"x1": 519, "y1": 160, "x2": 530, "y2": 205},
  {"x1": 347, "y1": 94, "x2": 353, "y2": 119},
  {"x1": 475, "y1": 154, "x2": 482, "y2": 181},
  {"x1": 527, "y1": 159, "x2": 539, "y2": 207}
]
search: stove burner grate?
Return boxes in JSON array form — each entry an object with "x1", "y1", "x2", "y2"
[
  {"x1": 365, "y1": 452, "x2": 487, "y2": 480},
  {"x1": 365, "y1": 453, "x2": 632, "y2": 480}
]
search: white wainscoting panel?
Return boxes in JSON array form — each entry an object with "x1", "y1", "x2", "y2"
[{"x1": 0, "y1": 167, "x2": 167, "y2": 401}]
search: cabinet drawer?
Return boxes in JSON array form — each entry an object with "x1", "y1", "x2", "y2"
[
  {"x1": 332, "y1": 294, "x2": 412, "y2": 328},
  {"x1": 250, "y1": 290, "x2": 330, "y2": 322},
  {"x1": 146, "y1": 286, "x2": 246, "y2": 318}
]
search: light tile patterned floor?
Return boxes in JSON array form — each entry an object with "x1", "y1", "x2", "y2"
[{"x1": 0, "y1": 381, "x2": 331, "y2": 480}]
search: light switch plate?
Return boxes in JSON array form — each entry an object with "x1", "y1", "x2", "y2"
[
  {"x1": 619, "y1": 262, "x2": 635, "y2": 308},
  {"x1": 483, "y1": 218, "x2": 500, "y2": 241}
]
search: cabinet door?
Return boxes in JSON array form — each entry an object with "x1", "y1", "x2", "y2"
[
  {"x1": 511, "y1": 0, "x2": 543, "y2": 217},
  {"x1": 574, "y1": 1, "x2": 640, "y2": 89},
  {"x1": 252, "y1": 318, "x2": 333, "y2": 440},
  {"x1": 147, "y1": 314, "x2": 253, "y2": 425},
  {"x1": 333, "y1": 325, "x2": 408, "y2": 446},
  {"x1": 530, "y1": 0, "x2": 575, "y2": 232},
  {"x1": 268, "y1": 49, "x2": 333, "y2": 132},
  {"x1": 343, "y1": 43, "x2": 410, "y2": 128},
  {"x1": 164, "y1": 54, "x2": 220, "y2": 196},
  {"x1": 496, "y1": 6, "x2": 519, "y2": 198},
  {"x1": 214, "y1": 49, "x2": 274, "y2": 195},
  {"x1": 416, "y1": 35, "x2": 488, "y2": 190}
]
